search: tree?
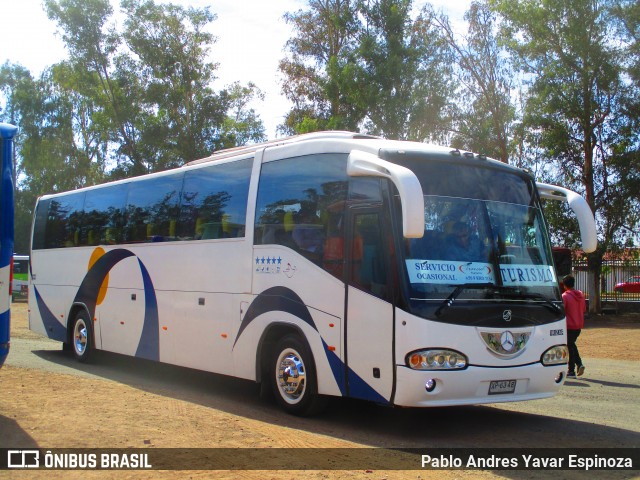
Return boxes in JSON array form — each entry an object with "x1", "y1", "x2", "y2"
[
  {"x1": 120, "y1": 0, "x2": 240, "y2": 170},
  {"x1": 217, "y1": 82, "x2": 266, "y2": 147},
  {"x1": 609, "y1": 0, "x2": 640, "y2": 248},
  {"x1": 436, "y1": 1, "x2": 515, "y2": 162},
  {"x1": 278, "y1": 0, "x2": 362, "y2": 134},
  {"x1": 45, "y1": 0, "x2": 266, "y2": 176},
  {"x1": 44, "y1": 0, "x2": 145, "y2": 173},
  {"x1": 1, "y1": 62, "x2": 111, "y2": 253},
  {"x1": 490, "y1": 0, "x2": 639, "y2": 312},
  {"x1": 279, "y1": 0, "x2": 456, "y2": 140},
  {"x1": 357, "y1": 1, "x2": 455, "y2": 141},
  {"x1": 0, "y1": 64, "x2": 48, "y2": 254}
]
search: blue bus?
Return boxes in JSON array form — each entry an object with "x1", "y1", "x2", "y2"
[{"x1": 0, "y1": 123, "x2": 18, "y2": 367}]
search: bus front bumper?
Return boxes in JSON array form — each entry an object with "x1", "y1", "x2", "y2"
[{"x1": 393, "y1": 363, "x2": 566, "y2": 407}]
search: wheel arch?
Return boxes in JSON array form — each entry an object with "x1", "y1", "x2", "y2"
[{"x1": 255, "y1": 321, "x2": 311, "y2": 384}]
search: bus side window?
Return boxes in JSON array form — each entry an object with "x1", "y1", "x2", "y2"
[
  {"x1": 254, "y1": 153, "x2": 349, "y2": 277},
  {"x1": 83, "y1": 184, "x2": 128, "y2": 246},
  {"x1": 125, "y1": 174, "x2": 182, "y2": 243},
  {"x1": 178, "y1": 159, "x2": 251, "y2": 241},
  {"x1": 44, "y1": 194, "x2": 85, "y2": 249},
  {"x1": 32, "y1": 199, "x2": 50, "y2": 250}
]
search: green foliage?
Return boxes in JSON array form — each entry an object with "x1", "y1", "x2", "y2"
[
  {"x1": 490, "y1": 0, "x2": 638, "y2": 248},
  {"x1": 356, "y1": 1, "x2": 456, "y2": 141},
  {"x1": 120, "y1": 0, "x2": 227, "y2": 169},
  {"x1": 41, "y1": 0, "x2": 265, "y2": 177},
  {"x1": 278, "y1": 0, "x2": 455, "y2": 141},
  {"x1": 278, "y1": 0, "x2": 363, "y2": 135},
  {"x1": 436, "y1": 1, "x2": 515, "y2": 163},
  {"x1": 0, "y1": 61, "x2": 108, "y2": 253}
]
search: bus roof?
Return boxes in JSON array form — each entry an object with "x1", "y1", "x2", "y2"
[
  {"x1": 184, "y1": 130, "x2": 518, "y2": 174},
  {"x1": 37, "y1": 131, "x2": 525, "y2": 200},
  {"x1": 184, "y1": 131, "x2": 380, "y2": 166}
]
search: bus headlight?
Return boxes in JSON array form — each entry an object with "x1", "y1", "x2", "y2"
[
  {"x1": 406, "y1": 349, "x2": 467, "y2": 370},
  {"x1": 541, "y1": 345, "x2": 568, "y2": 365}
]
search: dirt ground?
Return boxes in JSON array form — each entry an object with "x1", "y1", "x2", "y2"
[{"x1": 1, "y1": 302, "x2": 639, "y2": 479}]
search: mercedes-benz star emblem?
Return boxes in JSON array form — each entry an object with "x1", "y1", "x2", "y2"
[
  {"x1": 502, "y1": 309, "x2": 512, "y2": 322},
  {"x1": 500, "y1": 331, "x2": 515, "y2": 352}
]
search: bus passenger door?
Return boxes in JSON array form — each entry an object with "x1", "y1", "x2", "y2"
[{"x1": 345, "y1": 208, "x2": 395, "y2": 403}]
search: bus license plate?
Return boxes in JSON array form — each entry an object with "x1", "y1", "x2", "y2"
[{"x1": 489, "y1": 380, "x2": 516, "y2": 395}]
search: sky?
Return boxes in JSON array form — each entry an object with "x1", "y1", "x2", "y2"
[{"x1": 1, "y1": 0, "x2": 469, "y2": 140}]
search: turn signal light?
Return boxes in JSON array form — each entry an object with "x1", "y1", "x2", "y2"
[
  {"x1": 406, "y1": 349, "x2": 467, "y2": 370},
  {"x1": 541, "y1": 345, "x2": 569, "y2": 365}
]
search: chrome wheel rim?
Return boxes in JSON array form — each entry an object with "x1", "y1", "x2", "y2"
[
  {"x1": 74, "y1": 318, "x2": 88, "y2": 356},
  {"x1": 276, "y1": 348, "x2": 306, "y2": 405}
]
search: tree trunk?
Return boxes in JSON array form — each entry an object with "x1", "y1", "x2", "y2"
[{"x1": 587, "y1": 251, "x2": 602, "y2": 314}]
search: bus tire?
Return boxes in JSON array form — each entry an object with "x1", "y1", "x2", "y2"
[
  {"x1": 70, "y1": 310, "x2": 93, "y2": 363},
  {"x1": 271, "y1": 334, "x2": 327, "y2": 416}
]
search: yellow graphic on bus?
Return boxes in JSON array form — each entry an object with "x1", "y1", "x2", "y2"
[{"x1": 88, "y1": 247, "x2": 109, "y2": 305}]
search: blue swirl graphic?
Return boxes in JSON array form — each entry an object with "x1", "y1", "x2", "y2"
[{"x1": 35, "y1": 248, "x2": 159, "y2": 361}]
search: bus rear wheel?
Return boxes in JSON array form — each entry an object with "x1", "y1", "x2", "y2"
[
  {"x1": 71, "y1": 310, "x2": 93, "y2": 363},
  {"x1": 271, "y1": 334, "x2": 327, "y2": 416}
]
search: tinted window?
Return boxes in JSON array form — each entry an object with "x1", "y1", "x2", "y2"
[
  {"x1": 32, "y1": 198, "x2": 50, "y2": 250},
  {"x1": 125, "y1": 174, "x2": 183, "y2": 243},
  {"x1": 255, "y1": 153, "x2": 349, "y2": 270},
  {"x1": 33, "y1": 158, "x2": 252, "y2": 249},
  {"x1": 387, "y1": 154, "x2": 535, "y2": 205},
  {"x1": 177, "y1": 158, "x2": 252, "y2": 240},
  {"x1": 350, "y1": 177, "x2": 383, "y2": 203},
  {"x1": 44, "y1": 192, "x2": 85, "y2": 248},
  {"x1": 83, "y1": 184, "x2": 129, "y2": 245}
]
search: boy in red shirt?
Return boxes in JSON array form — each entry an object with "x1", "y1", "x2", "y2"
[{"x1": 562, "y1": 275, "x2": 586, "y2": 378}]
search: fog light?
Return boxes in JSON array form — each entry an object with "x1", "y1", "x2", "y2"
[
  {"x1": 425, "y1": 378, "x2": 436, "y2": 392},
  {"x1": 555, "y1": 372, "x2": 564, "y2": 383}
]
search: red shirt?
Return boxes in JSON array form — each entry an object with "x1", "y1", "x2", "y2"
[{"x1": 562, "y1": 289, "x2": 586, "y2": 330}]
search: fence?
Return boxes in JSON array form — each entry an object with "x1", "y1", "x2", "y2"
[{"x1": 574, "y1": 260, "x2": 640, "y2": 304}]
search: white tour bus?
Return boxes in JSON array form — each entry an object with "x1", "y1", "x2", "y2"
[{"x1": 29, "y1": 131, "x2": 597, "y2": 415}]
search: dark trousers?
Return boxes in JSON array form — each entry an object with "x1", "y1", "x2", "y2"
[{"x1": 567, "y1": 329, "x2": 582, "y2": 373}]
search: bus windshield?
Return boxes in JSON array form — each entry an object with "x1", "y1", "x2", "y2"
[{"x1": 389, "y1": 153, "x2": 560, "y2": 314}]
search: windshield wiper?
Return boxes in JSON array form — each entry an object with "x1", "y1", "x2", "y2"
[
  {"x1": 434, "y1": 283, "x2": 495, "y2": 317},
  {"x1": 497, "y1": 289, "x2": 563, "y2": 314}
]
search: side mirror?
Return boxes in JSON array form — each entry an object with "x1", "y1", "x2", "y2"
[
  {"x1": 347, "y1": 150, "x2": 424, "y2": 238},
  {"x1": 537, "y1": 183, "x2": 597, "y2": 253}
]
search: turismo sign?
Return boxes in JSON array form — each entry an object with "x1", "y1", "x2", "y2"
[
  {"x1": 499, "y1": 264, "x2": 556, "y2": 286},
  {"x1": 407, "y1": 260, "x2": 556, "y2": 287}
]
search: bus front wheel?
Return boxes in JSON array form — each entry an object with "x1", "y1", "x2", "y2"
[
  {"x1": 71, "y1": 311, "x2": 93, "y2": 363},
  {"x1": 271, "y1": 334, "x2": 326, "y2": 416}
]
